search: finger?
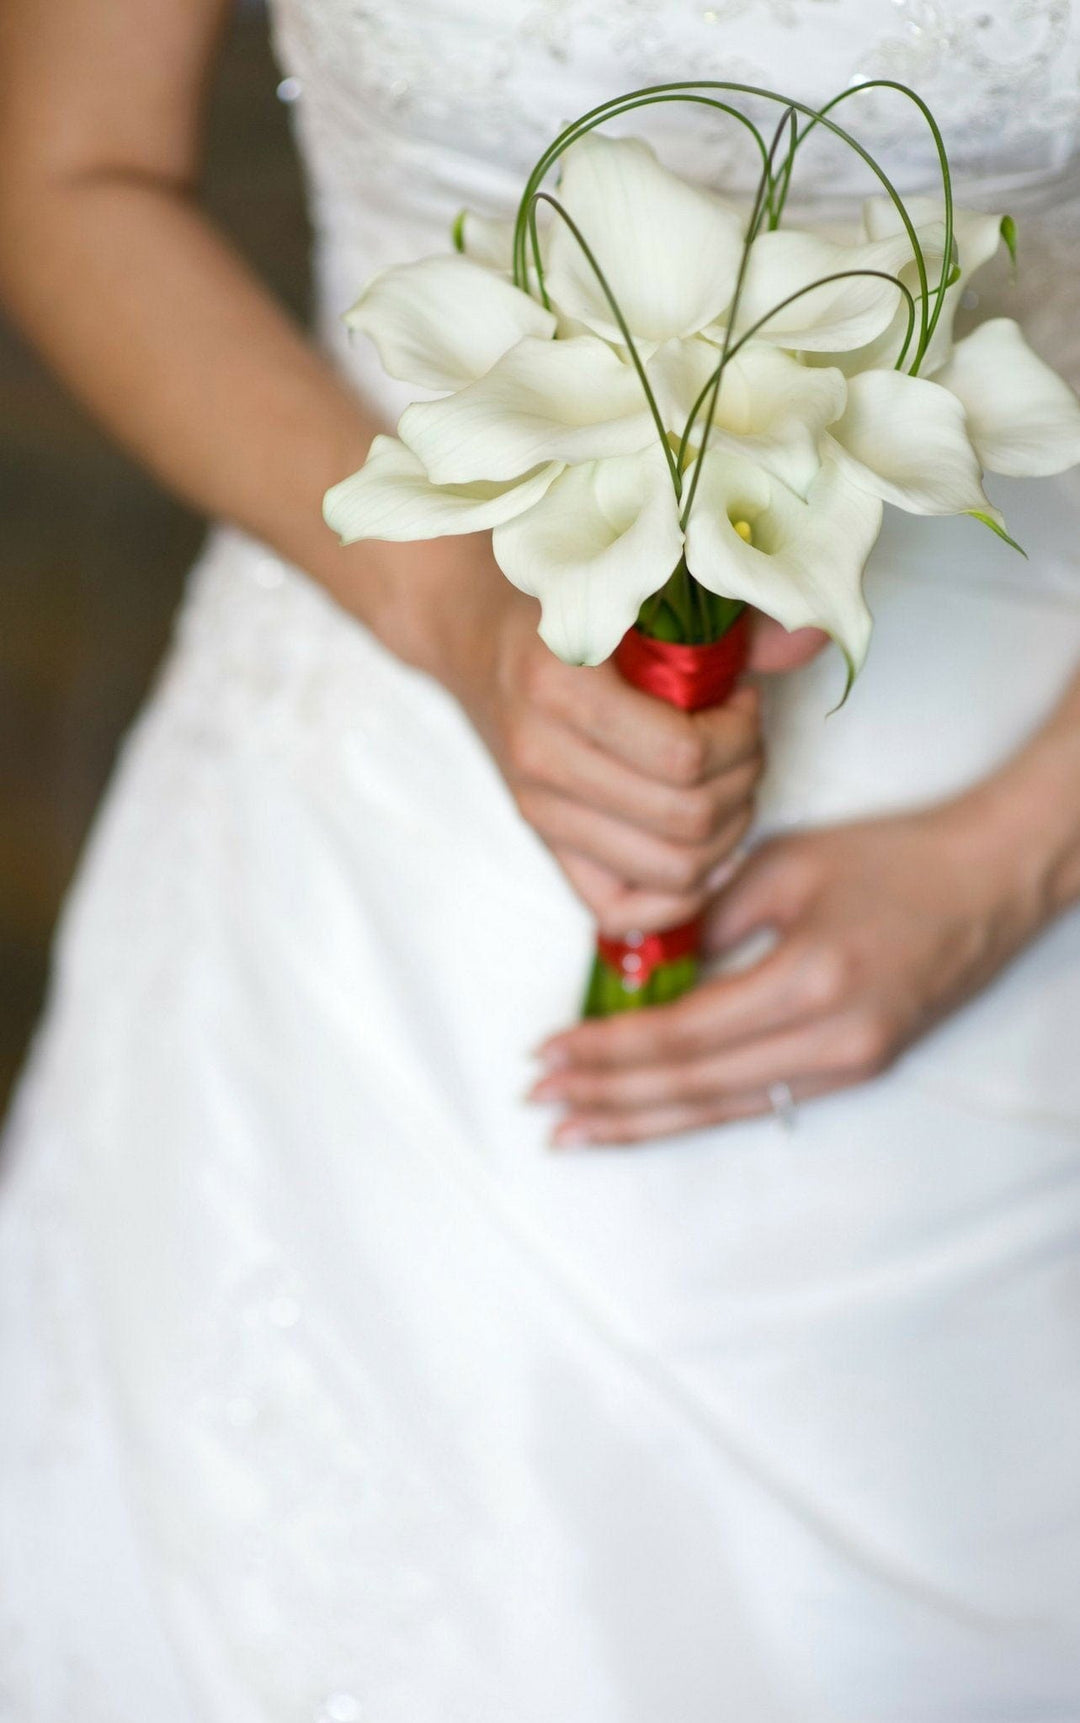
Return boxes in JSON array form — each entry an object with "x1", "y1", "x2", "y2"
[
  {"x1": 518, "y1": 784, "x2": 752, "y2": 897},
  {"x1": 704, "y1": 838, "x2": 812, "y2": 953},
  {"x1": 545, "y1": 662, "x2": 760, "y2": 788},
  {"x1": 553, "y1": 850, "x2": 709, "y2": 940},
  {"x1": 537, "y1": 935, "x2": 826, "y2": 1072},
  {"x1": 532, "y1": 1013, "x2": 855, "y2": 1112},
  {"x1": 686, "y1": 685, "x2": 764, "y2": 782},
  {"x1": 550, "y1": 1074, "x2": 843, "y2": 1148},
  {"x1": 747, "y1": 616, "x2": 830, "y2": 674},
  {"x1": 514, "y1": 715, "x2": 762, "y2": 848}
]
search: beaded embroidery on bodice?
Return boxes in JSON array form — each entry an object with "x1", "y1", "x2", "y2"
[
  {"x1": 270, "y1": 0, "x2": 1080, "y2": 222},
  {"x1": 268, "y1": 0, "x2": 1080, "y2": 403}
]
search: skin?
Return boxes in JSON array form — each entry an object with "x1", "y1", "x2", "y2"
[
  {"x1": 533, "y1": 684, "x2": 1080, "y2": 1142},
  {"x1": 0, "y1": 0, "x2": 817, "y2": 943}
]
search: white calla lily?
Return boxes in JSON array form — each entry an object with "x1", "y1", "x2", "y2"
[
  {"x1": 649, "y1": 338, "x2": 846, "y2": 498},
  {"x1": 325, "y1": 114, "x2": 1080, "y2": 688},
  {"x1": 684, "y1": 453, "x2": 881, "y2": 673},
  {"x1": 492, "y1": 445, "x2": 684, "y2": 665},
  {"x1": 933, "y1": 318, "x2": 1080, "y2": 476},
  {"x1": 344, "y1": 254, "x2": 555, "y2": 391},
  {"x1": 398, "y1": 335, "x2": 656, "y2": 485},
  {"x1": 827, "y1": 368, "x2": 992, "y2": 515},
  {"x1": 323, "y1": 434, "x2": 562, "y2": 543},
  {"x1": 544, "y1": 133, "x2": 746, "y2": 346}
]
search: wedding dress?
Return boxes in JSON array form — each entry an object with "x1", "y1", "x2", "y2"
[{"x1": 4, "y1": 2, "x2": 1080, "y2": 1717}]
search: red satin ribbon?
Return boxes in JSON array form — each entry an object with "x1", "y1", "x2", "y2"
[
  {"x1": 597, "y1": 614, "x2": 751, "y2": 987},
  {"x1": 596, "y1": 917, "x2": 705, "y2": 990},
  {"x1": 614, "y1": 610, "x2": 751, "y2": 712}
]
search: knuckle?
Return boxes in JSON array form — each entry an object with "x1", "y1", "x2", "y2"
[
  {"x1": 802, "y1": 942, "x2": 852, "y2": 1009},
  {"x1": 715, "y1": 804, "x2": 754, "y2": 855},
  {"x1": 665, "y1": 842, "x2": 713, "y2": 894},
  {"x1": 665, "y1": 728, "x2": 708, "y2": 787},
  {"x1": 507, "y1": 723, "x2": 548, "y2": 783},
  {"x1": 791, "y1": 849, "x2": 826, "y2": 898},
  {"x1": 595, "y1": 902, "x2": 634, "y2": 940},
  {"x1": 567, "y1": 1075, "x2": 608, "y2": 1108},
  {"x1": 703, "y1": 760, "x2": 760, "y2": 830},
  {"x1": 734, "y1": 750, "x2": 765, "y2": 797},
  {"x1": 653, "y1": 1069, "x2": 686, "y2": 1106},
  {"x1": 676, "y1": 1063, "x2": 715, "y2": 1104},
  {"x1": 669, "y1": 787, "x2": 717, "y2": 846},
  {"x1": 520, "y1": 648, "x2": 557, "y2": 707},
  {"x1": 711, "y1": 707, "x2": 760, "y2": 765},
  {"x1": 843, "y1": 1008, "x2": 895, "y2": 1076}
]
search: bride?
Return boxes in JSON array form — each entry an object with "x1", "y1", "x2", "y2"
[{"x1": 2, "y1": 0, "x2": 1079, "y2": 1717}]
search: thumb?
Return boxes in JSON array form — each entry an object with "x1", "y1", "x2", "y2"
[
  {"x1": 748, "y1": 615, "x2": 830, "y2": 674},
  {"x1": 704, "y1": 837, "x2": 805, "y2": 953}
]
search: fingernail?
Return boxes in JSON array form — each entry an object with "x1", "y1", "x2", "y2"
[
  {"x1": 552, "y1": 1123, "x2": 591, "y2": 1149},
  {"x1": 706, "y1": 844, "x2": 750, "y2": 892},
  {"x1": 706, "y1": 858, "x2": 738, "y2": 892},
  {"x1": 527, "y1": 1077, "x2": 563, "y2": 1103},
  {"x1": 536, "y1": 1044, "x2": 569, "y2": 1071}
]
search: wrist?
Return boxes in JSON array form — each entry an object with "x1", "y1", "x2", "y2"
[
  {"x1": 325, "y1": 530, "x2": 523, "y2": 696},
  {"x1": 948, "y1": 720, "x2": 1080, "y2": 937}
]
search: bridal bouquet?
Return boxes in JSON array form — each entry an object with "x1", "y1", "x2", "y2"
[{"x1": 324, "y1": 81, "x2": 1080, "y2": 1017}]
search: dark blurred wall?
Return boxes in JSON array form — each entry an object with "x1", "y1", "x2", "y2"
[{"x1": 0, "y1": 3, "x2": 312, "y2": 1111}]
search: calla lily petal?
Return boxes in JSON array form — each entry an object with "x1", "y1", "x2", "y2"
[
  {"x1": 827, "y1": 368, "x2": 991, "y2": 514},
  {"x1": 934, "y1": 318, "x2": 1080, "y2": 475},
  {"x1": 455, "y1": 210, "x2": 516, "y2": 273},
  {"x1": 323, "y1": 434, "x2": 562, "y2": 543},
  {"x1": 544, "y1": 133, "x2": 746, "y2": 345},
  {"x1": 843, "y1": 199, "x2": 1003, "y2": 375},
  {"x1": 399, "y1": 335, "x2": 657, "y2": 485},
  {"x1": 344, "y1": 255, "x2": 555, "y2": 391},
  {"x1": 725, "y1": 227, "x2": 936, "y2": 352},
  {"x1": 650, "y1": 339, "x2": 847, "y2": 498},
  {"x1": 685, "y1": 453, "x2": 881, "y2": 673},
  {"x1": 492, "y1": 446, "x2": 684, "y2": 665}
]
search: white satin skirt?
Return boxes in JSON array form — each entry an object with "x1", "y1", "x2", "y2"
[{"x1": 2, "y1": 467, "x2": 1080, "y2": 1722}]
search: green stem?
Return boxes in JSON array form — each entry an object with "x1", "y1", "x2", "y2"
[
  {"x1": 515, "y1": 92, "x2": 776, "y2": 288},
  {"x1": 678, "y1": 106, "x2": 796, "y2": 531},
  {"x1": 770, "y1": 79, "x2": 953, "y2": 365},
  {"x1": 529, "y1": 191, "x2": 682, "y2": 501},
  {"x1": 512, "y1": 81, "x2": 938, "y2": 369},
  {"x1": 675, "y1": 267, "x2": 919, "y2": 524}
]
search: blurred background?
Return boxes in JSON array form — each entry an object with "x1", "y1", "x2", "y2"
[{"x1": 0, "y1": 2, "x2": 310, "y2": 1112}]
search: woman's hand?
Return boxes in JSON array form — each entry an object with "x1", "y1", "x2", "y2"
[
  {"x1": 531, "y1": 788, "x2": 1055, "y2": 1144},
  {"x1": 407, "y1": 530, "x2": 832, "y2": 940},
  {"x1": 439, "y1": 578, "x2": 763, "y2": 937}
]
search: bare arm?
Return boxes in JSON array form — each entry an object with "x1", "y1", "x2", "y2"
[
  {"x1": 0, "y1": 0, "x2": 410, "y2": 631},
  {"x1": 0, "y1": 0, "x2": 766, "y2": 936}
]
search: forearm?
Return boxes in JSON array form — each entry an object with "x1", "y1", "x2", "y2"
[
  {"x1": 0, "y1": 163, "x2": 508, "y2": 675},
  {"x1": 957, "y1": 665, "x2": 1080, "y2": 927}
]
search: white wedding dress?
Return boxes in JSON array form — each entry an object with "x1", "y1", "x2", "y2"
[{"x1": 4, "y1": 3, "x2": 1080, "y2": 1718}]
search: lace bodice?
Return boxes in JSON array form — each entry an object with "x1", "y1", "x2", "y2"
[{"x1": 271, "y1": 2, "x2": 1080, "y2": 208}]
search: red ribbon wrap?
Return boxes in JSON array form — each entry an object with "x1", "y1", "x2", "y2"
[
  {"x1": 600, "y1": 612, "x2": 751, "y2": 989},
  {"x1": 614, "y1": 611, "x2": 751, "y2": 713}
]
